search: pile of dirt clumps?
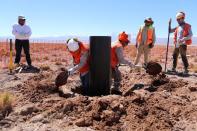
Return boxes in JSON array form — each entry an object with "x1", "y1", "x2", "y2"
[{"x1": 0, "y1": 66, "x2": 196, "y2": 131}]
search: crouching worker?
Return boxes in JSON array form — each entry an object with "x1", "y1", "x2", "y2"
[
  {"x1": 66, "y1": 38, "x2": 90, "y2": 94},
  {"x1": 111, "y1": 32, "x2": 134, "y2": 95}
]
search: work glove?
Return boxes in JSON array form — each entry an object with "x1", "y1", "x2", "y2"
[
  {"x1": 68, "y1": 68, "x2": 75, "y2": 76},
  {"x1": 135, "y1": 43, "x2": 138, "y2": 48},
  {"x1": 148, "y1": 43, "x2": 154, "y2": 48}
]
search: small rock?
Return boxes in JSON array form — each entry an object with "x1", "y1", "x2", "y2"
[
  {"x1": 161, "y1": 91, "x2": 171, "y2": 98},
  {"x1": 188, "y1": 86, "x2": 197, "y2": 92},
  {"x1": 102, "y1": 110, "x2": 121, "y2": 126},
  {"x1": 170, "y1": 107, "x2": 181, "y2": 116},
  {"x1": 92, "y1": 112, "x2": 101, "y2": 121},
  {"x1": 15, "y1": 104, "x2": 39, "y2": 116},
  {"x1": 30, "y1": 114, "x2": 45, "y2": 123},
  {"x1": 132, "y1": 95, "x2": 146, "y2": 105},
  {"x1": 63, "y1": 101, "x2": 74, "y2": 114},
  {"x1": 58, "y1": 86, "x2": 75, "y2": 98},
  {"x1": 75, "y1": 117, "x2": 93, "y2": 127},
  {"x1": 135, "y1": 108, "x2": 149, "y2": 119},
  {"x1": 133, "y1": 89, "x2": 151, "y2": 99},
  {"x1": 42, "y1": 119, "x2": 50, "y2": 124},
  {"x1": 96, "y1": 99, "x2": 109, "y2": 112},
  {"x1": 111, "y1": 101, "x2": 120, "y2": 110}
]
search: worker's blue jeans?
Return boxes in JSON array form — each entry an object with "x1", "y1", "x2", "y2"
[{"x1": 80, "y1": 72, "x2": 89, "y2": 95}]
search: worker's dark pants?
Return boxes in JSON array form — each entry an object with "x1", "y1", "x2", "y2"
[
  {"x1": 111, "y1": 67, "x2": 122, "y2": 90},
  {"x1": 80, "y1": 72, "x2": 89, "y2": 95},
  {"x1": 173, "y1": 45, "x2": 189, "y2": 69},
  {"x1": 15, "y1": 39, "x2": 32, "y2": 66}
]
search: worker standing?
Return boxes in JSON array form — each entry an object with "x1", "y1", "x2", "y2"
[
  {"x1": 12, "y1": 15, "x2": 32, "y2": 68},
  {"x1": 66, "y1": 38, "x2": 90, "y2": 94},
  {"x1": 168, "y1": 12, "x2": 193, "y2": 74},
  {"x1": 111, "y1": 32, "x2": 134, "y2": 95},
  {"x1": 134, "y1": 17, "x2": 156, "y2": 68}
]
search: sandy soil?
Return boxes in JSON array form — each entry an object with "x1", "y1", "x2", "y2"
[{"x1": 0, "y1": 43, "x2": 197, "y2": 131}]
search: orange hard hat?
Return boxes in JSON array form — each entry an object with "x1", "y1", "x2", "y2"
[{"x1": 118, "y1": 31, "x2": 130, "y2": 43}]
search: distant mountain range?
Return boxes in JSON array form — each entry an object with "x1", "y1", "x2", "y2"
[{"x1": 0, "y1": 36, "x2": 197, "y2": 45}]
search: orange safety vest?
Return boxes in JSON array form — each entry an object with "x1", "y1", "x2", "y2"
[
  {"x1": 174, "y1": 23, "x2": 192, "y2": 45},
  {"x1": 137, "y1": 25, "x2": 154, "y2": 45},
  {"x1": 69, "y1": 42, "x2": 89, "y2": 74},
  {"x1": 111, "y1": 41, "x2": 123, "y2": 68}
]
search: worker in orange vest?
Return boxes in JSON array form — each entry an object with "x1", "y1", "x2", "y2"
[
  {"x1": 66, "y1": 38, "x2": 89, "y2": 94},
  {"x1": 111, "y1": 32, "x2": 134, "y2": 95},
  {"x1": 134, "y1": 17, "x2": 156, "y2": 68},
  {"x1": 168, "y1": 12, "x2": 193, "y2": 74}
]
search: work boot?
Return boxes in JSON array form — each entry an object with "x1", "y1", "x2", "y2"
[
  {"x1": 14, "y1": 63, "x2": 20, "y2": 68},
  {"x1": 26, "y1": 65, "x2": 33, "y2": 70},
  {"x1": 168, "y1": 67, "x2": 176, "y2": 73},
  {"x1": 183, "y1": 68, "x2": 189, "y2": 75}
]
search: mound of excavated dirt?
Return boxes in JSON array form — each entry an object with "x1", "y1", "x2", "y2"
[{"x1": 0, "y1": 66, "x2": 197, "y2": 131}]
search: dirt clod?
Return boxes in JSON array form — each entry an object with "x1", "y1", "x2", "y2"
[
  {"x1": 146, "y1": 61, "x2": 162, "y2": 76},
  {"x1": 55, "y1": 70, "x2": 69, "y2": 87},
  {"x1": 75, "y1": 117, "x2": 93, "y2": 127}
]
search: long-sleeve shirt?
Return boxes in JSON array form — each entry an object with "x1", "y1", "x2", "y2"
[
  {"x1": 115, "y1": 46, "x2": 132, "y2": 66},
  {"x1": 12, "y1": 24, "x2": 32, "y2": 40}
]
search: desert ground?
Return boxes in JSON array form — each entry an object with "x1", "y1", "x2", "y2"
[{"x1": 0, "y1": 42, "x2": 197, "y2": 131}]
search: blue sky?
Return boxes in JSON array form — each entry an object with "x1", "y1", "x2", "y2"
[{"x1": 0, "y1": 0, "x2": 196, "y2": 38}]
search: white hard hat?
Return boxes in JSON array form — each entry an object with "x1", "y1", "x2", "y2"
[
  {"x1": 18, "y1": 15, "x2": 26, "y2": 20},
  {"x1": 67, "y1": 39, "x2": 79, "y2": 52},
  {"x1": 176, "y1": 12, "x2": 185, "y2": 19}
]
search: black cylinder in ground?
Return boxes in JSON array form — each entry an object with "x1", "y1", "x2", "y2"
[{"x1": 89, "y1": 36, "x2": 111, "y2": 96}]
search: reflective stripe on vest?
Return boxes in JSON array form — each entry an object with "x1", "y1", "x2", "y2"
[
  {"x1": 69, "y1": 43, "x2": 89, "y2": 73},
  {"x1": 174, "y1": 23, "x2": 192, "y2": 45},
  {"x1": 111, "y1": 41, "x2": 122, "y2": 68},
  {"x1": 137, "y1": 25, "x2": 154, "y2": 45}
]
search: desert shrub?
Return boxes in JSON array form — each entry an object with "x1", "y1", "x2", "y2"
[{"x1": 0, "y1": 92, "x2": 13, "y2": 118}]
